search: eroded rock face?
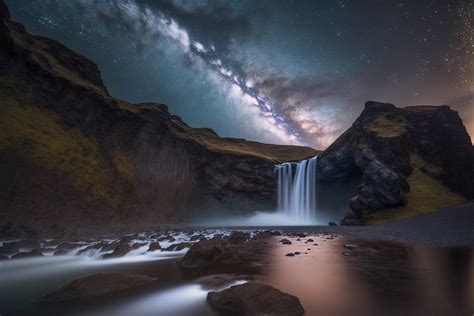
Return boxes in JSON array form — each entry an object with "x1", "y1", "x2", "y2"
[
  {"x1": 41, "y1": 273, "x2": 155, "y2": 302},
  {"x1": 318, "y1": 101, "x2": 474, "y2": 224},
  {"x1": 0, "y1": 0, "x2": 318, "y2": 235},
  {"x1": 179, "y1": 237, "x2": 241, "y2": 269},
  {"x1": 207, "y1": 281, "x2": 304, "y2": 316}
]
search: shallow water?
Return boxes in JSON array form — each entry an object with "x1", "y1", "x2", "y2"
[{"x1": 0, "y1": 230, "x2": 473, "y2": 316}]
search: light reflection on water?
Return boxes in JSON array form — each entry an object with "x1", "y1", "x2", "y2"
[
  {"x1": 1, "y1": 233, "x2": 473, "y2": 316},
  {"x1": 255, "y1": 237, "x2": 474, "y2": 316}
]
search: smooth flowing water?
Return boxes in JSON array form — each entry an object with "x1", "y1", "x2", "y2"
[
  {"x1": 1, "y1": 230, "x2": 473, "y2": 316},
  {"x1": 276, "y1": 156, "x2": 318, "y2": 224}
]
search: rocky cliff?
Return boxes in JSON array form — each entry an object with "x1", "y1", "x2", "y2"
[
  {"x1": 318, "y1": 101, "x2": 474, "y2": 224},
  {"x1": 0, "y1": 1, "x2": 317, "y2": 236}
]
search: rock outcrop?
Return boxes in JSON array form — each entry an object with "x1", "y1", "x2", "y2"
[
  {"x1": 179, "y1": 237, "x2": 241, "y2": 269},
  {"x1": 318, "y1": 101, "x2": 474, "y2": 224},
  {"x1": 0, "y1": 0, "x2": 317, "y2": 235},
  {"x1": 207, "y1": 281, "x2": 305, "y2": 316}
]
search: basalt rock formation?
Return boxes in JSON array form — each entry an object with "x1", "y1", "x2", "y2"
[
  {"x1": 318, "y1": 101, "x2": 474, "y2": 224},
  {"x1": 0, "y1": 1, "x2": 317, "y2": 236}
]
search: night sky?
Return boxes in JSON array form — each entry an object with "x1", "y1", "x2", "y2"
[{"x1": 5, "y1": 0, "x2": 473, "y2": 149}]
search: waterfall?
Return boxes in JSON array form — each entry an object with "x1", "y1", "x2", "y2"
[{"x1": 276, "y1": 156, "x2": 318, "y2": 223}]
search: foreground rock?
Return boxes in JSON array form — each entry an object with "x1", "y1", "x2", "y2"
[
  {"x1": 179, "y1": 237, "x2": 241, "y2": 269},
  {"x1": 41, "y1": 273, "x2": 155, "y2": 302},
  {"x1": 207, "y1": 281, "x2": 304, "y2": 316}
]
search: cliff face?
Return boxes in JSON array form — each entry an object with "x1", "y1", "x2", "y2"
[
  {"x1": 318, "y1": 101, "x2": 474, "y2": 224},
  {"x1": 0, "y1": 2, "x2": 317, "y2": 236}
]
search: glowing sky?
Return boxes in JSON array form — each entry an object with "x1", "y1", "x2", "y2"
[{"x1": 6, "y1": 0, "x2": 473, "y2": 148}]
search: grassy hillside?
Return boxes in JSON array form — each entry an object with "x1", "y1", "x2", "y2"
[
  {"x1": 366, "y1": 154, "x2": 466, "y2": 224},
  {"x1": 0, "y1": 93, "x2": 135, "y2": 206}
]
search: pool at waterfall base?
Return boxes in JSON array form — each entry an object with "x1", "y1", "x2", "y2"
[{"x1": 1, "y1": 229, "x2": 473, "y2": 316}]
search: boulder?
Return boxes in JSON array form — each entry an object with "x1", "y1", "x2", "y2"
[
  {"x1": 207, "y1": 281, "x2": 304, "y2": 316},
  {"x1": 228, "y1": 231, "x2": 249, "y2": 244},
  {"x1": 147, "y1": 242, "x2": 161, "y2": 252},
  {"x1": 179, "y1": 237, "x2": 241, "y2": 269},
  {"x1": 103, "y1": 241, "x2": 140, "y2": 259},
  {"x1": 190, "y1": 234, "x2": 202, "y2": 241},
  {"x1": 252, "y1": 230, "x2": 274, "y2": 240},
  {"x1": 280, "y1": 239, "x2": 292, "y2": 245},
  {"x1": 41, "y1": 273, "x2": 155, "y2": 302}
]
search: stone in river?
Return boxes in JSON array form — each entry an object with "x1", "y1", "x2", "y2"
[
  {"x1": 147, "y1": 242, "x2": 162, "y2": 252},
  {"x1": 228, "y1": 231, "x2": 249, "y2": 244},
  {"x1": 179, "y1": 237, "x2": 241, "y2": 269},
  {"x1": 207, "y1": 281, "x2": 304, "y2": 316}
]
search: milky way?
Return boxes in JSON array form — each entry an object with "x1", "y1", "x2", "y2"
[{"x1": 6, "y1": 0, "x2": 473, "y2": 148}]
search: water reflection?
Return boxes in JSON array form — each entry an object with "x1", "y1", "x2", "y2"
[
  {"x1": 257, "y1": 236, "x2": 474, "y2": 316},
  {"x1": 1, "y1": 232, "x2": 473, "y2": 316}
]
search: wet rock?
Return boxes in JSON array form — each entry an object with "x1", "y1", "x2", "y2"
[
  {"x1": 11, "y1": 250, "x2": 43, "y2": 259},
  {"x1": 190, "y1": 234, "x2": 202, "y2": 241},
  {"x1": 156, "y1": 236, "x2": 168, "y2": 242},
  {"x1": 103, "y1": 241, "x2": 140, "y2": 259},
  {"x1": 179, "y1": 237, "x2": 241, "y2": 269},
  {"x1": 281, "y1": 239, "x2": 292, "y2": 245},
  {"x1": 163, "y1": 242, "x2": 192, "y2": 251},
  {"x1": 294, "y1": 252, "x2": 301, "y2": 255},
  {"x1": 306, "y1": 239, "x2": 314, "y2": 243},
  {"x1": 228, "y1": 231, "x2": 249, "y2": 244},
  {"x1": 0, "y1": 242, "x2": 18, "y2": 254},
  {"x1": 285, "y1": 253, "x2": 295, "y2": 257},
  {"x1": 207, "y1": 281, "x2": 304, "y2": 316},
  {"x1": 41, "y1": 273, "x2": 155, "y2": 302},
  {"x1": 271, "y1": 230, "x2": 282, "y2": 236},
  {"x1": 147, "y1": 242, "x2": 161, "y2": 252},
  {"x1": 252, "y1": 230, "x2": 273, "y2": 240}
]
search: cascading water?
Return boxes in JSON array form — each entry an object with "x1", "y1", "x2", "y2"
[{"x1": 276, "y1": 156, "x2": 318, "y2": 224}]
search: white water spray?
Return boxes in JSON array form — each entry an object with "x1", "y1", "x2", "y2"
[{"x1": 276, "y1": 156, "x2": 318, "y2": 224}]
